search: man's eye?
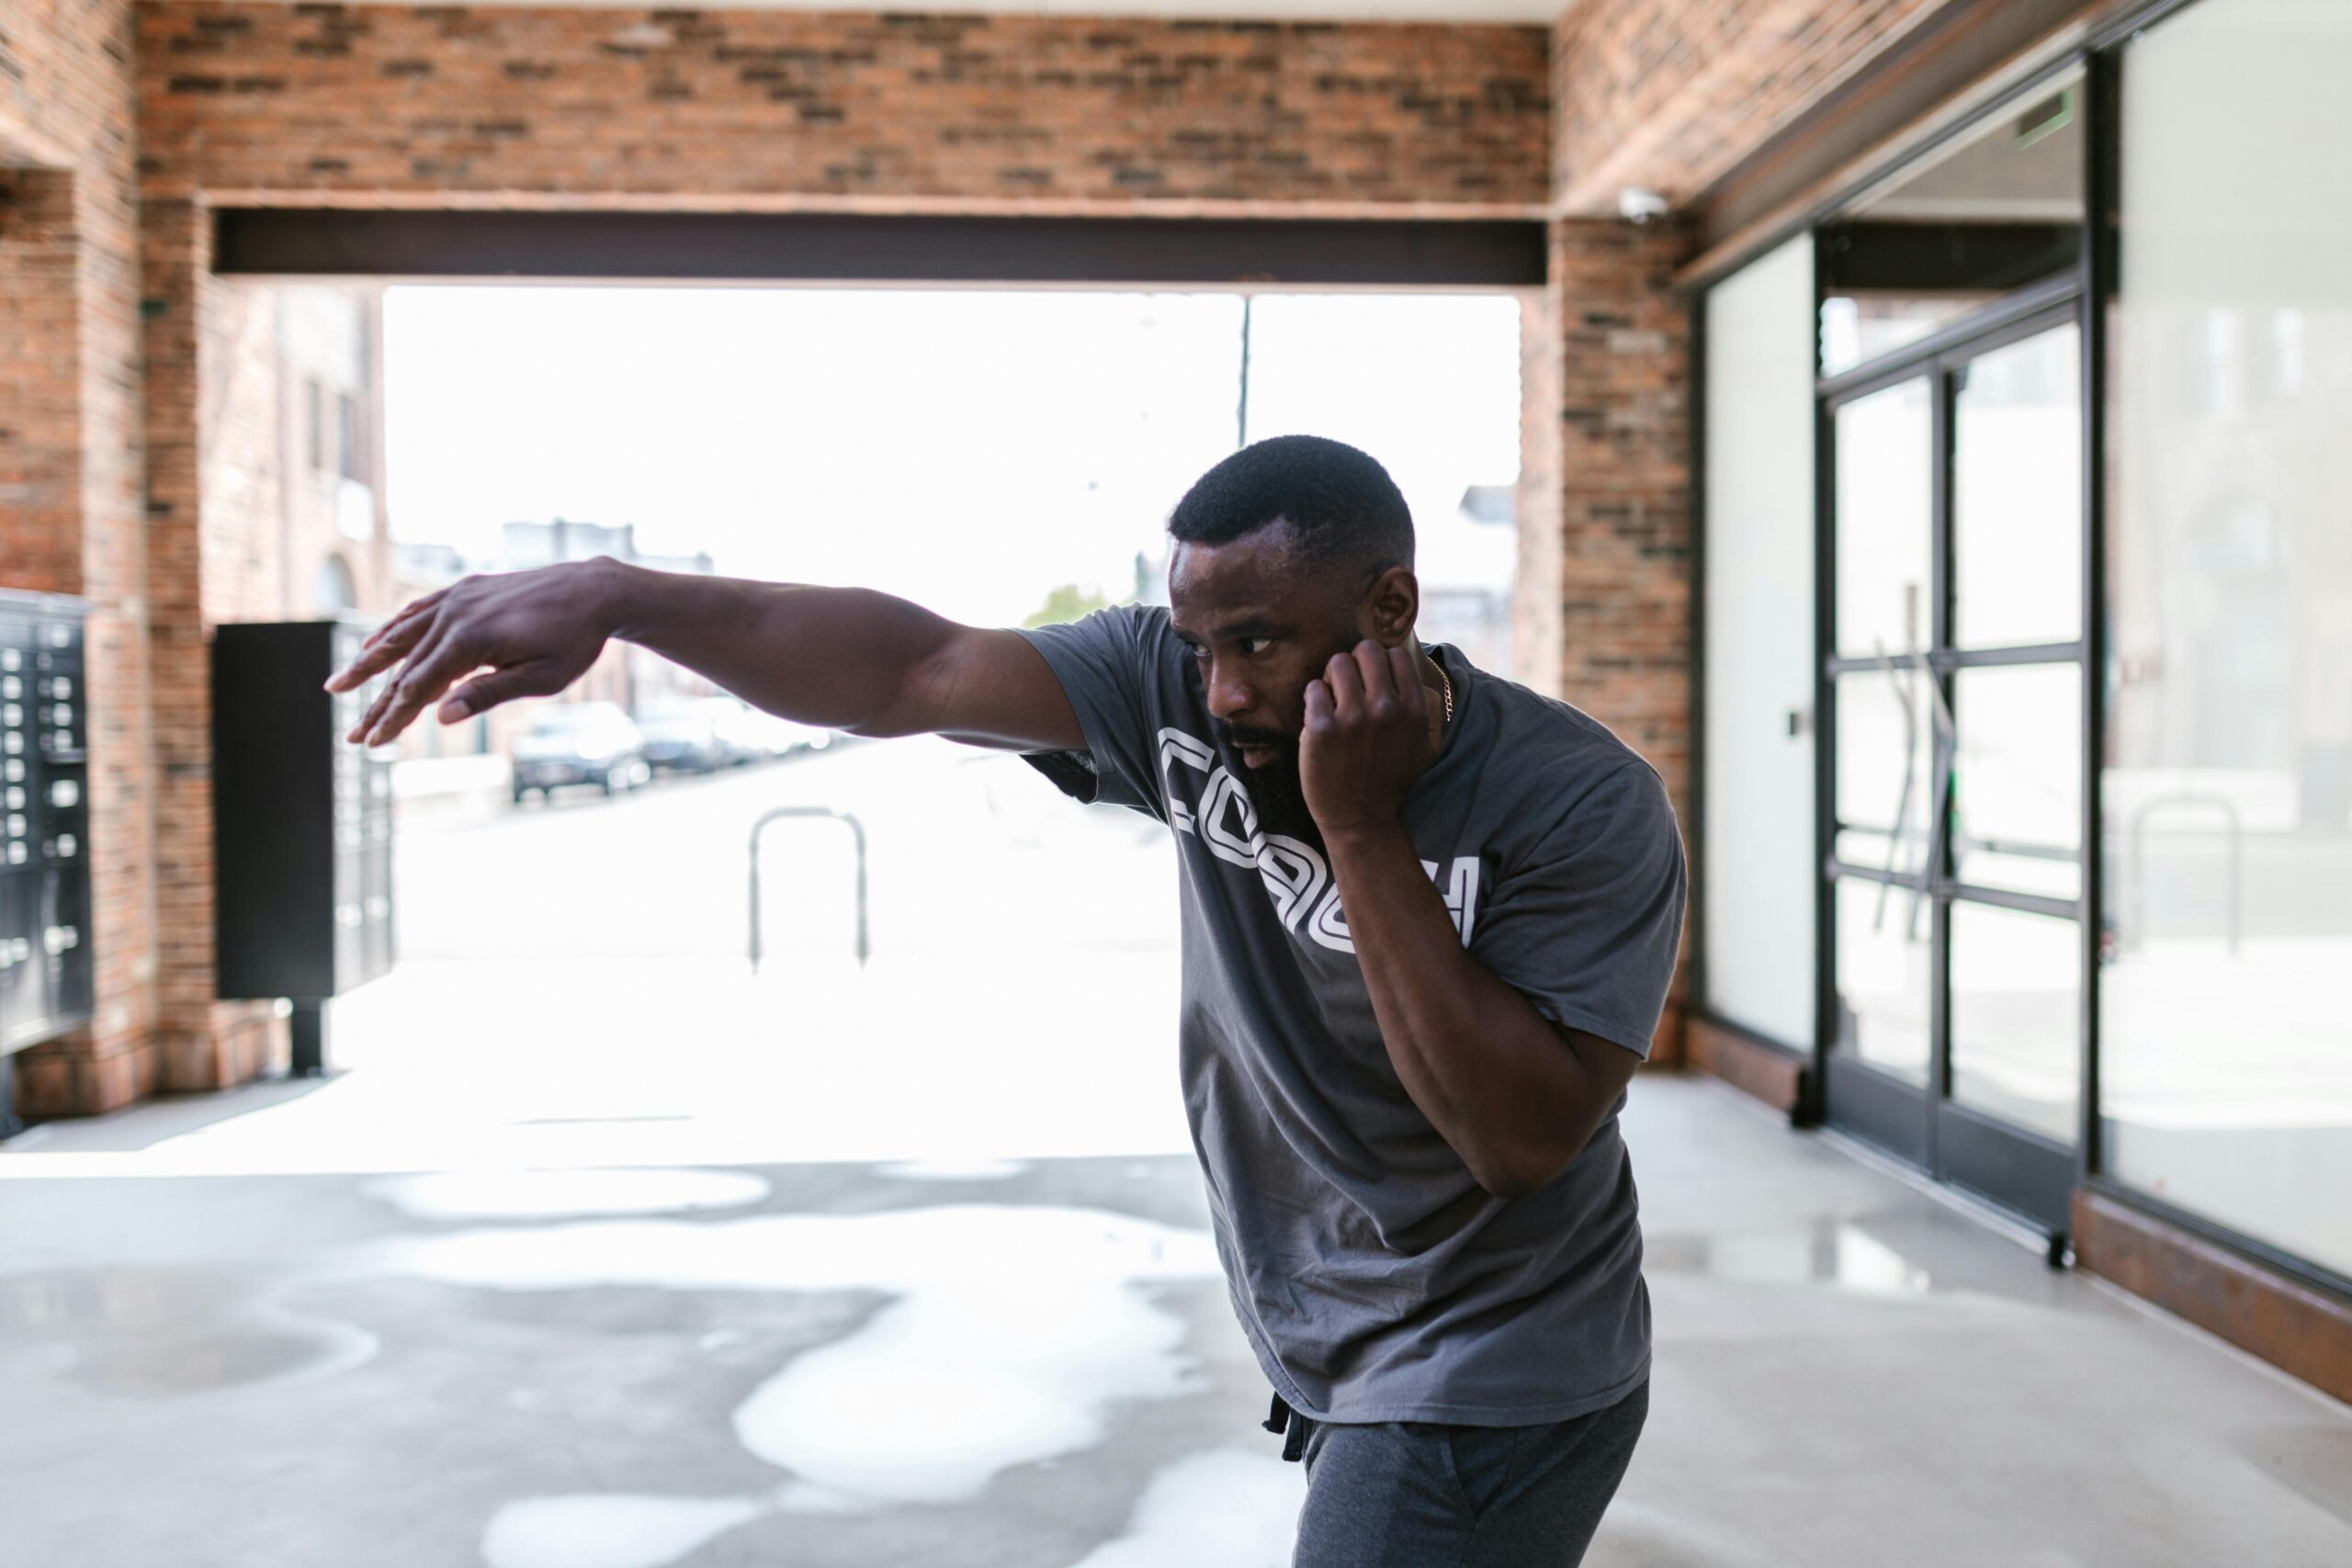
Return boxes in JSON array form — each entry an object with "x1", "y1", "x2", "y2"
[{"x1": 1241, "y1": 637, "x2": 1274, "y2": 656}]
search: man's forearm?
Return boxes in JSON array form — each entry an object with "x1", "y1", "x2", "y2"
[
  {"x1": 1324, "y1": 822, "x2": 1622, "y2": 1198},
  {"x1": 600, "y1": 560, "x2": 957, "y2": 736}
]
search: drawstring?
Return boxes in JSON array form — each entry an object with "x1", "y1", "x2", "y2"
[{"x1": 1263, "y1": 1392, "x2": 1310, "y2": 1462}]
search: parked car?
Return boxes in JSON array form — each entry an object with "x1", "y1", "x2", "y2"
[
  {"x1": 690, "y1": 697, "x2": 770, "y2": 767},
  {"x1": 510, "y1": 701, "x2": 651, "y2": 802},
  {"x1": 698, "y1": 696, "x2": 832, "y2": 761},
  {"x1": 638, "y1": 710, "x2": 729, "y2": 774}
]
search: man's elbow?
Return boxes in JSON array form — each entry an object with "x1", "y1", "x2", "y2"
[{"x1": 1473, "y1": 1126, "x2": 1602, "y2": 1201}]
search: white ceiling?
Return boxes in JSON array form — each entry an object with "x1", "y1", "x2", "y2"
[{"x1": 377, "y1": 1, "x2": 1569, "y2": 20}]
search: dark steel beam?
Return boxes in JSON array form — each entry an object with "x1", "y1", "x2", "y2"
[{"x1": 211, "y1": 209, "x2": 1548, "y2": 288}]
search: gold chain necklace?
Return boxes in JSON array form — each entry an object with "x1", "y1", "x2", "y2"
[{"x1": 1437, "y1": 660, "x2": 1454, "y2": 725}]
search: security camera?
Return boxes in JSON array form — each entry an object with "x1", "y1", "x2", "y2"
[{"x1": 1618, "y1": 186, "x2": 1669, "y2": 225}]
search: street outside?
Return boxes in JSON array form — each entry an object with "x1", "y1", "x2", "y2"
[{"x1": 4, "y1": 739, "x2": 2350, "y2": 1567}]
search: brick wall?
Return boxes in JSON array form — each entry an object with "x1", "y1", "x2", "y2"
[
  {"x1": 2, "y1": 0, "x2": 164, "y2": 1117},
  {"x1": 0, "y1": 170, "x2": 81, "y2": 595},
  {"x1": 5, "y1": 0, "x2": 1953, "y2": 1116},
  {"x1": 134, "y1": 6, "x2": 1552, "y2": 215},
  {"x1": 98, "y1": 3, "x2": 1553, "y2": 1116},
  {"x1": 1536, "y1": 216, "x2": 1695, "y2": 1057},
  {"x1": 1553, "y1": 0, "x2": 1960, "y2": 212}
]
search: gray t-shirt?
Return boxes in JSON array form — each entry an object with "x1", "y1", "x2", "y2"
[{"x1": 1013, "y1": 604, "x2": 1687, "y2": 1426}]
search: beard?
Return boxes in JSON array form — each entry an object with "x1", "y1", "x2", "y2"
[{"x1": 1213, "y1": 721, "x2": 1319, "y2": 845}]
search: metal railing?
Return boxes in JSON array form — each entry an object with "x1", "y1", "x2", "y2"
[{"x1": 748, "y1": 806, "x2": 870, "y2": 973}]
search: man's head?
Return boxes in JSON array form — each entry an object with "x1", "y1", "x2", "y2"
[{"x1": 1165, "y1": 434, "x2": 1421, "y2": 836}]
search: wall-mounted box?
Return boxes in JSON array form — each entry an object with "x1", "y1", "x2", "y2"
[{"x1": 212, "y1": 619, "x2": 395, "y2": 1071}]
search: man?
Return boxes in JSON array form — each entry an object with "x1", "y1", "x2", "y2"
[{"x1": 328, "y1": 434, "x2": 1686, "y2": 1565}]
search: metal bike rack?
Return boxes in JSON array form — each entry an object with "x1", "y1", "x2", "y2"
[{"x1": 749, "y1": 806, "x2": 870, "y2": 973}]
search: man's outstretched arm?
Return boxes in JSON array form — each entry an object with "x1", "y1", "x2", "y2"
[{"x1": 322, "y1": 558, "x2": 1084, "y2": 754}]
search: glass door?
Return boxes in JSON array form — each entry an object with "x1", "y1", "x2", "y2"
[{"x1": 1822, "y1": 310, "x2": 2086, "y2": 1235}]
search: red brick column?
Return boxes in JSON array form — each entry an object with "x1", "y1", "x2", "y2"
[
  {"x1": 0, "y1": 172, "x2": 84, "y2": 596},
  {"x1": 1533, "y1": 217, "x2": 1696, "y2": 1061},
  {"x1": 5, "y1": 0, "x2": 169, "y2": 1117},
  {"x1": 141, "y1": 197, "x2": 287, "y2": 1093}
]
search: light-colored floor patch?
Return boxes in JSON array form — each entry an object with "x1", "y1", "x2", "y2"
[
  {"x1": 1060, "y1": 1448, "x2": 1303, "y2": 1568},
  {"x1": 368, "y1": 1203, "x2": 1216, "y2": 1297},
  {"x1": 479, "y1": 1494, "x2": 766, "y2": 1568},
  {"x1": 875, "y1": 1158, "x2": 1030, "y2": 1181},
  {"x1": 362, "y1": 1204, "x2": 1222, "y2": 1513},
  {"x1": 743, "y1": 1266, "x2": 1199, "y2": 1504},
  {"x1": 366, "y1": 1168, "x2": 773, "y2": 1221}
]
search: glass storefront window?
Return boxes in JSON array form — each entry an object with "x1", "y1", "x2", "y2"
[
  {"x1": 2104, "y1": 0, "x2": 2352, "y2": 1280},
  {"x1": 1821, "y1": 69, "x2": 2085, "y2": 378},
  {"x1": 1950, "y1": 902, "x2": 2079, "y2": 1144},
  {"x1": 1833, "y1": 377, "x2": 1933, "y2": 658},
  {"x1": 1954, "y1": 324, "x2": 2082, "y2": 649},
  {"x1": 1951, "y1": 664, "x2": 2081, "y2": 900},
  {"x1": 1834, "y1": 876, "x2": 1932, "y2": 1084},
  {"x1": 1836, "y1": 671, "x2": 1935, "y2": 875}
]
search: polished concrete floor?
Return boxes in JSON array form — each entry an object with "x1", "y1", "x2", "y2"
[
  {"x1": 4, "y1": 750, "x2": 2348, "y2": 1565},
  {"x1": 4, "y1": 1070, "x2": 2348, "y2": 1568}
]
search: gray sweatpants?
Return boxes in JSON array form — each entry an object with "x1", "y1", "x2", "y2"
[{"x1": 1271, "y1": 1380, "x2": 1649, "y2": 1568}]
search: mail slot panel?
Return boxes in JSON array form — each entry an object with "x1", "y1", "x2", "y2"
[{"x1": 0, "y1": 590, "x2": 94, "y2": 1058}]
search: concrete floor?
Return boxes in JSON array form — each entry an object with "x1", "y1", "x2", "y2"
[
  {"x1": 6, "y1": 1076, "x2": 2349, "y2": 1567},
  {"x1": 3, "y1": 748, "x2": 2348, "y2": 1566}
]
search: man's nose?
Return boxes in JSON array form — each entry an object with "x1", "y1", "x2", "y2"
[{"x1": 1203, "y1": 660, "x2": 1255, "y2": 723}]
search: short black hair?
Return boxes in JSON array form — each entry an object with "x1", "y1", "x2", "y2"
[{"x1": 1166, "y1": 434, "x2": 1414, "y2": 582}]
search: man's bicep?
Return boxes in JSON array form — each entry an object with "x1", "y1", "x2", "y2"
[
  {"x1": 1556, "y1": 1022, "x2": 1644, "y2": 1097},
  {"x1": 901, "y1": 626, "x2": 1086, "y2": 752},
  {"x1": 1472, "y1": 764, "x2": 1690, "y2": 1063}
]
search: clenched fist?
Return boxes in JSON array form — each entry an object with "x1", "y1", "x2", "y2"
[{"x1": 1299, "y1": 639, "x2": 1441, "y2": 838}]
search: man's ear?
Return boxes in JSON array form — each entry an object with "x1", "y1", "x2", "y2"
[{"x1": 1363, "y1": 565, "x2": 1420, "y2": 647}]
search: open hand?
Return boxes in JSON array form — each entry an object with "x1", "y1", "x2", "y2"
[
  {"x1": 1299, "y1": 640, "x2": 1439, "y2": 837},
  {"x1": 322, "y1": 560, "x2": 619, "y2": 746}
]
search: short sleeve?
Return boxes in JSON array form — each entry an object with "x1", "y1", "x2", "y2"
[
  {"x1": 1469, "y1": 761, "x2": 1688, "y2": 1060},
  {"x1": 1010, "y1": 604, "x2": 1171, "y2": 819}
]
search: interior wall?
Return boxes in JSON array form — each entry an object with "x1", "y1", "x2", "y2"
[{"x1": 1698, "y1": 232, "x2": 1816, "y2": 1048}]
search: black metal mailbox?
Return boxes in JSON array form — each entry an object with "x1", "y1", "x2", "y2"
[{"x1": 211, "y1": 618, "x2": 395, "y2": 1073}]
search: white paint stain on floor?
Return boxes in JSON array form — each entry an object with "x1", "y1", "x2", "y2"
[
  {"x1": 480, "y1": 1493, "x2": 767, "y2": 1568},
  {"x1": 358, "y1": 1203, "x2": 1227, "y2": 1564},
  {"x1": 874, "y1": 1157, "x2": 1030, "y2": 1181},
  {"x1": 740, "y1": 1258, "x2": 1198, "y2": 1503},
  {"x1": 1061, "y1": 1447, "x2": 1304, "y2": 1568},
  {"x1": 367, "y1": 1167, "x2": 772, "y2": 1221}
]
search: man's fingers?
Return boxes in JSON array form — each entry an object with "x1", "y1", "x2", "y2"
[
  {"x1": 346, "y1": 661, "x2": 409, "y2": 744},
  {"x1": 357, "y1": 626, "x2": 471, "y2": 746},
  {"x1": 1324, "y1": 650, "x2": 1366, "y2": 722},
  {"x1": 439, "y1": 657, "x2": 561, "y2": 724},
  {"x1": 366, "y1": 588, "x2": 446, "y2": 646},
  {"x1": 1386, "y1": 644, "x2": 1428, "y2": 725},
  {"x1": 345, "y1": 621, "x2": 445, "y2": 743},
  {"x1": 1302, "y1": 677, "x2": 1334, "y2": 728},
  {"x1": 327, "y1": 604, "x2": 437, "y2": 694}
]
